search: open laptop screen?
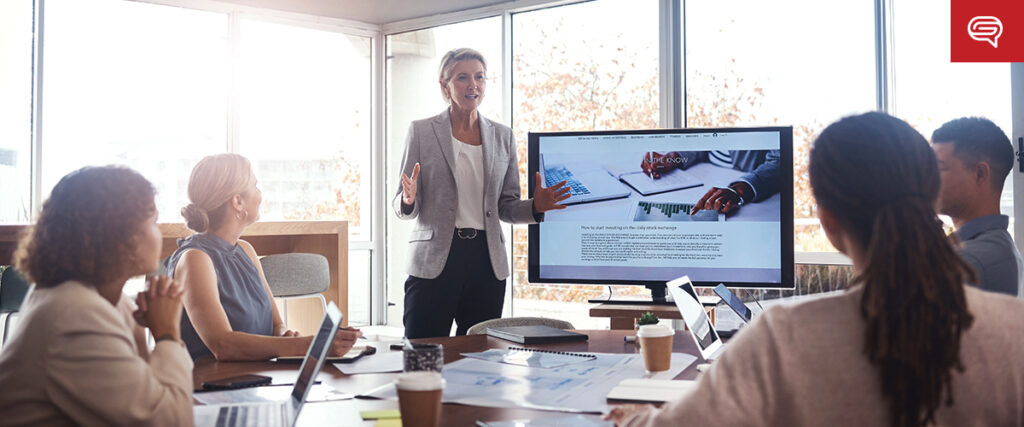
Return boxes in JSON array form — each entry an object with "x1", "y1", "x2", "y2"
[
  {"x1": 667, "y1": 276, "x2": 723, "y2": 360},
  {"x1": 714, "y1": 284, "x2": 753, "y2": 324},
  {"x1": 290, "y1": 302, "x2": 342, "y2": 406}
]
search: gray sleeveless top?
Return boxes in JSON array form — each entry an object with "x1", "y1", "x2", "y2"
[{"x1": 166, "y1": 233, "x2": 273, "y2": 360}]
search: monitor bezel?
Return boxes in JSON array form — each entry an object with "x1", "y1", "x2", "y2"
[{"x1": 526, "y1": 126, "x2": 795, "y2": 289}]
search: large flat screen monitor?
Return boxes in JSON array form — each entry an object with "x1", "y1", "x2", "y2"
[{"x1": 527, "y1": 127, "x2": 794, "y2": 291}]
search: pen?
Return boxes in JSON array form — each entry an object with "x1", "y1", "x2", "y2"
[{"x1": 647, "y1": 152, "x2": 655, "y2": 181}]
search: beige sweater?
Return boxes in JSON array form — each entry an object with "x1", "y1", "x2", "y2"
[
  {"x1": 622, "y1": 286, "x2": 1024, "y2": 426},
  {"x1": 0, "y1": 281, "x2": 193, "y2": 427}
]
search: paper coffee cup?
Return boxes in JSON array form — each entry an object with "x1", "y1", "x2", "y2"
[
  {"x1": 637, "y1": 324, "x2": 673, "y2": 372},
  {"x1": 395, "y1": 371, "x2": 445, "y2": 427}
]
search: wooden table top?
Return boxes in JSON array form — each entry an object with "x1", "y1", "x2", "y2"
[{"x1": 193, "y1": 330, "x2": 705, "y2": 426}]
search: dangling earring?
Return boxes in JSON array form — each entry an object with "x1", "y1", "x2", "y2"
[{"x1": 236, "y1": 209, "x2": 248, "y2": 221}]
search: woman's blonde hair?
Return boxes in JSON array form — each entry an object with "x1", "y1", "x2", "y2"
[
  {"x1": 437, "y1": 48, "x2": 487, "y2": 104},
  {"x1": 181, "y1": 153, "x2": 255, "y2": 232}
]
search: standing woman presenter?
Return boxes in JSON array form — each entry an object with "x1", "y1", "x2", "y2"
[{"x1": 395, "y1": 48, "x2": 569, "y2": 339}]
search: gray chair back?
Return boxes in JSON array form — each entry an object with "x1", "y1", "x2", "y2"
[
  {"x1": 259, "y1": 253, "x2": 330, "y2": 298},
  {"x1": 1, "y1": 267, "x2": 31, "y2": 314},
  {"x1": 467, "y1": 317, "x2": 575, "y2": 335}
]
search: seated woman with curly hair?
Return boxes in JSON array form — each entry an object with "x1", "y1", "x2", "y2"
[{"x1": 0, "y1": 166, "x2": 193, "y2": 426}]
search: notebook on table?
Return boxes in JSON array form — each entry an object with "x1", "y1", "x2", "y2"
[
  {"x1": 486, "y1": 325, "x2": 589, "y2": 344},
  {"x1": 193, "y1": 302, "x2": 343, "y2": 427},
  {"x1": 606, "y1": 379, "x2": 697, "y2": 403}
]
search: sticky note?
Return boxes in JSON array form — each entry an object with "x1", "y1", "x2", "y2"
[
  {"x1": 375, "y1": 419, "x2": 402, "y2": 427},
  {"x1": 360, "y1": 409, "x2": 401, "y2": 420}
]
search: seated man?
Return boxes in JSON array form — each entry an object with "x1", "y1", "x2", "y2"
[
  {"x1": 932, "y1": 116, "x2": 1023, "y2": 297},
  {"x1": 640, "y1": 149, "x2": 780, "y2": 215}
]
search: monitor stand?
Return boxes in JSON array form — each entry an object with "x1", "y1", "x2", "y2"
[{"x1": 587, "y1": 283, "x2": 675, "y2": 305}]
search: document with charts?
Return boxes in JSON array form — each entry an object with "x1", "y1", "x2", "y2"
[
  {"x1": 362, "y1": 352, "x2": 697, "y2": 413},
  {"x1": 461, "y1": 348, "x2": 596, "y2": 369}
]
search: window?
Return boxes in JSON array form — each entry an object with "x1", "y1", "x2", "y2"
[
  {"x1": 348, "y1": 249, "x2": 371, "y2": 325},
  {"x1": 237, "y1": 19, "x2": 372, "y2": 238},
  {"x1": 891, "y1": 0, "x2": 1013, "y2": 225},
  {"x1": 41, "y1": 0, "x2": 229, "y2": 222},
  {"x1": 384, "y1": 17, "x2": 503, "y2": 326},
  {"x1": 0, "y1": 0, "x2": 33, "y2": 223},
  {"x1": 684, "y1": 0, "x2": 876, "y2": 255},
  {"x1": 511, "y1": 0, "x2": 660, "y2": 328}
]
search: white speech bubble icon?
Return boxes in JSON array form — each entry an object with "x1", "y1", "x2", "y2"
[{"x1": 968, "y1": 16, "x2": 1003, "y2": 48}]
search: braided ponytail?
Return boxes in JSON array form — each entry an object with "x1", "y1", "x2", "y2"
[{"x1": 811, "y1": 113, "x2": 974, "y2": 427}]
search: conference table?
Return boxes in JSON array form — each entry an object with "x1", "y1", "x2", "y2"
[{"x1": 192, "y1": 330, "x2": 706, "y2": 426}]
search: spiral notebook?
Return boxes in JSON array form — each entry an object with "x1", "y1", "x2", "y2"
[
  {"x1": 461, "y1": 347, "x2": 597, "y2": 368},
  {"x1": 486, "y1": 325, "x2": 589, "y2": 344}
]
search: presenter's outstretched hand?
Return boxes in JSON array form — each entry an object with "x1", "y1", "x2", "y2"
[
  {"x1": 533, "y1": 171, "x2": 571, "y2": 213},
  {"x1": 401, "y1": 163, "x2": 420, "y2": 207},
  {"x1": 641, "y1": 151, "x2": 680, "y2": 179}
]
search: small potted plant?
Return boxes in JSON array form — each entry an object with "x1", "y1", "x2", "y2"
[{"x1": 636, "y1": 312, "x2": 659, "y2": 330}]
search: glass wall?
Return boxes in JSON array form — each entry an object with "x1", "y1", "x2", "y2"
[
  {"x1": 41, "y1": 0, "x2": 228, "y2": 222},
  {"x1": 685, "y1": 0, "x2": 876, "y2": 254},
  {"x1": 385, "y1": 17, "x2": 503, "y2": 327},
  {"x1": 891, "y1": 0, "x2": 1013, "y2": 225},
  {"x1": 0, "y1": 0, "x2": 33, "y2": 223},
  {"x1": 25, "y1": 0, "x2": 375, "y2": 327},
  {"x1": 510, "y1": 0, "x2": 660, "y2": 329},
  {"x1": 237, "y1": 19, "x2": 372, "y2": 238}
]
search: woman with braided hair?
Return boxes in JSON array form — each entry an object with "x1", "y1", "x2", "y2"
[{"x1": 607, "y1": 112, "x2": 1024, "y2": 426}]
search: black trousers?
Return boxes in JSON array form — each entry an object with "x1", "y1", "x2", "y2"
[{"x1": 403, "y1": 230, "x2": 506, "y2": 339}]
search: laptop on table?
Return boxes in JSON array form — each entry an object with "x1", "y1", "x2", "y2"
[
  {"x1": 713, "y1": 283, "x2": 755, "y2": 324},
  {"x1": 540, "y1": 153, "x2": 630, "y2": 205},
  {"x1": 193, "y1": 302, "x2": 343, "y2": 427},
  {"x1": 667, "y1": 276, "x2": 725, "y2": 361}
]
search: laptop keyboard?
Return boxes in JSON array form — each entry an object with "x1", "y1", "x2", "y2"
[
  {"x1": 544, "y1": 166, "x2": 590, "y2": 196},
  {"x1": 215, "y1": 403, "x2": 284, "y2": 427}
]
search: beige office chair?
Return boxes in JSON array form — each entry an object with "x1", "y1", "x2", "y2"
[
  {"x1": 467, "y1": 317, "x2": 575, "y2": 335},
  {"x1": 259, "y1": 253, "x2": 329, "y2": 320}
]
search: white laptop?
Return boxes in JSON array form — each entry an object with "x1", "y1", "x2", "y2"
[
  {"x1": 193, "y1": 302, "x2": 343, "y2": 427},
  {"x1": 540, "y1": 153, "x2": 630, "y2": 205},
  {"x1": 667, "y1": 276, "x2": 725, "y2": 361}
]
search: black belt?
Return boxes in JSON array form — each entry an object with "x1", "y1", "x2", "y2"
[{"x1": 455, "y1": 228, "x2": 484, "y2": 239}]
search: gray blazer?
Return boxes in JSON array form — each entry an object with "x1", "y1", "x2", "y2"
[{"x1": 394, "y1": 110, "x2": 539, "y2": 280}]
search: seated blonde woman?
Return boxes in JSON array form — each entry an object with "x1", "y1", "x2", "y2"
[
  {"x1": 0, "y1": 166, "x2": 192, "y2": 426},
  {"x1": 168, "y1": 153, "x2": 359, "y2": 361}
]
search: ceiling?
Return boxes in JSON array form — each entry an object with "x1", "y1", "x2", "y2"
[{"x1": 215, "y1": 0, "x2": 514, "y2": 25}]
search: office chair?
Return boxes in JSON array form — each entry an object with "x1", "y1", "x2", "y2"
[
  {"x1": 467, "y1": 317, "x2": 575, "y2": 335},
  {"x1": 1, "y1": 266, "x2": 33, "y2": 346},
  {"x1": 259, "y1": 253, "x2": 329, "y2": 321}
]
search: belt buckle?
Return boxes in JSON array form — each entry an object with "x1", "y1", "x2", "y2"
[{"x1": 457, "y1": 228, "x2": 477, "y2": 239}]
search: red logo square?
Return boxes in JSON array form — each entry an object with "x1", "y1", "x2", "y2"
[{"x1": 951, "y1": 0, "x2": 1024, "y2": 62}]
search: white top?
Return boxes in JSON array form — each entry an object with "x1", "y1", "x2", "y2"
[{"x1": 452, "y1": 135, "x2": 486, "y2": 230}]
